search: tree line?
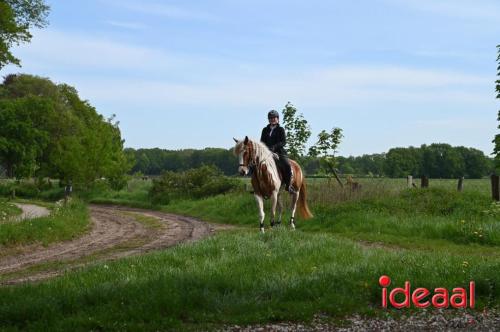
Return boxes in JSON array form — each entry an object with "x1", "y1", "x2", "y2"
[{"x1": 126, "y1": 143, "x2": 494, "y2": 179}]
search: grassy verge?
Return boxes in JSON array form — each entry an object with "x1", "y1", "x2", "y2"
[
  {"x1": 0, "y1": 199, "x2": 90, "y2": 248},
  {"x1": 0, "y1": 229, "x2": 498, "y2": 331},
  {"x1": 0, "y1": 199, "x2": 22, "y2": 221}
]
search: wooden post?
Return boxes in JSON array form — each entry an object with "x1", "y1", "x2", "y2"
[
  {"x1": 457, "y1": 177, "x2": 464, "y2": 192},
  {"x1": 421, "y1": 176, "x2": 429, "y2": 188},
  {"x1": 407, "y1": 175, "x2": 413, "y2": 188},
  {"x1": 492, "y1": 175, "x2": 500, "y2": 201},
  {"x1": 64, "y1": 183, "x2": 72, "y2": 205}
]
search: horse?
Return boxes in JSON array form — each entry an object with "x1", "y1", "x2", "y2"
[{"x1": 233, "y1": 136, "x2": 313, "y2": 232}]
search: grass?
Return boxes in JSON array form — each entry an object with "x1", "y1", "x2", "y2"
[
  {"x1": 0, "y1": 229, "x2": 498, "y2": 331},
  {"x1": 0, "y1": 199, "x2": 90, "y2": 248},
  {"x1": 0, "y1": 198, "x2": 22, "y2": 221},
  {"x1": 0, "y1": 177, "x2": 499, "y2": 330}
]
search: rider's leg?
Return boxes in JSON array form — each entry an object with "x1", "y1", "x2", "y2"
[{"x1": 280, "y1": 155, "x2": 295, "y2": 193}]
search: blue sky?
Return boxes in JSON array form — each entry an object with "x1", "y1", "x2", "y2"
[{"x1": 1, "y1": 0, "x2": 499, "y2": 156}]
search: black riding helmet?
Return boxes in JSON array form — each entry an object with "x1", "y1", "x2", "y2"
[{"x1": 268, "y1": 110, "x2": 279, "y2": 119}]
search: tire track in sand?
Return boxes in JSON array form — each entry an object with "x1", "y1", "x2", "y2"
[{"x1": 0, "y1": 205, "x2": 231, "y2": 285}]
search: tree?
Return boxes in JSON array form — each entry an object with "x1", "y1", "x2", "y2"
[
  {"x1": 0, "y1": 74, "x2": 131, "y2": 188},
  {"x1": 493, "y1": 45, "x2": 500, "y2": 171},
  {"x1": 385, "y1": 147, "x2": 421, "y2": 178},
  {"x1": 0, "y1": 97, "x2": 50, "y2": 177},
  {"x1": 0, "y1": 0, "x2": 50, "y2": 68},
  {"x1": 281, "y1": 102, "x2": 311, "y2": 160},
  {"x1": 309, "y1": 127, "x2": 343, "y2": 184}
]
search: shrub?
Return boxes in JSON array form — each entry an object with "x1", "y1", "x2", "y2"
[{"x1": 150, "y1": 165, "x2": 239, "y2": 204}]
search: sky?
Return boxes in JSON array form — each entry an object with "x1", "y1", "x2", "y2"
[{"x1": 1, "y1": 0, "x2": 499, "y2": 156}]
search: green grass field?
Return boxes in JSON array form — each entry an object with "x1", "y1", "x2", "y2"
[
  {"x1": 0, "y1": 178, "x2": 499, "y2": 331},
  {"x1": 0, "y1": 199, "x2": 90, "y2": 248}
]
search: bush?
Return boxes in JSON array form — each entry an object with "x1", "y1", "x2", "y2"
[
  {"x1": 107, "y1": 175, "x2": 129, "y2": 191},
  {"x1": 150, "y1": 165, "x2": 239, "y2": 204},
  {"x1": 38, "y1": 187, "x2": 66, "y2": 201},
  {"x1": 0, "y1": 182, "x2": 40, "y2": 198}
]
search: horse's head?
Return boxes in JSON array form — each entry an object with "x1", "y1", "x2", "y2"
[{"x1": 233, "y1": 136, "x2": 253, "y2": 176}]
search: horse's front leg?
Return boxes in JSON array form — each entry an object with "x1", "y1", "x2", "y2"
[
  {"x1": 270, "y1": 190, "x2": 278, "y2": 227},
  {"x1": 254, "y1": 194, "x2": 265, "y2": 233},
  {"x1": 276, "y1": 192, "x2": 283, "y2": 225},
  {"x1": 289, "y1": 191, "x2": 300, "y2": 230}
]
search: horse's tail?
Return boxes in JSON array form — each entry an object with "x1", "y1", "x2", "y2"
[{"x1": 298, "y1": 179, "x2": 313, "y2": 219}]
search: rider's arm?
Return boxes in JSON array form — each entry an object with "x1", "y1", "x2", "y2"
[{"x1": 271, "y1": 127, "x2": 286, "y2": 151}]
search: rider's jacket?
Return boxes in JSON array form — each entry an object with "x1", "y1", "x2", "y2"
[{"x1": 260, "y1": 124, "x2": 287, "y2": 155}]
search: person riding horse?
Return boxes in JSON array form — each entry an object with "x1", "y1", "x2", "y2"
[{"x1": 260, "y1": 110, "x2": 296, "y2": 194}]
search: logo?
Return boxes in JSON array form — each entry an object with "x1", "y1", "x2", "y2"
[{"x1": 379, "y1": 275, "x2": 475, "y2": 309}]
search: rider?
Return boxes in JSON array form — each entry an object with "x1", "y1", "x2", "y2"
[{"x1": 260, "y1": 110, "x2": 296, "y2": 193}]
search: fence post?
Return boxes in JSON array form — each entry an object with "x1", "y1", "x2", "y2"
[
  {"x1": 407, "y1": 175, "x2": 413, "y2": 188},
  {"x1": 492, "y1": 175, "x2": 500, "y2": 201},
  {"x1": 421, "y1": 176, "x2": 429, "y2": 188},
  {"x1": 457, "y1": 177, "x2": 464, "y2": 192}
]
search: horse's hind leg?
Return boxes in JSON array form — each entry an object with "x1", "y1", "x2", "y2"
[
  {"x1": 270, "y1": 191, "x2": 278, "y2": 227},
  {"x1": 254, "y1": 194, "x2": 265, "y2": 233},
  {"x1": 289, "y1": 191, "x2": 300, "y2": 230}
]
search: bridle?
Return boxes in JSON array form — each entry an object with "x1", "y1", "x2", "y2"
[{"x1": 239, "y1": 144, "x2": 255, "y2": 169}]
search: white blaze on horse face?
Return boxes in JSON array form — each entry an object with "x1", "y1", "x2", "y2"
[{"x1": 238, "y1": 150, "x2": 248, "y2": 175}]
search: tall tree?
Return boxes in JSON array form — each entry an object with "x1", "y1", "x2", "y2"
[
  {"x1": 281, "y1": 102, "x2": 311, "y2": 160},
  {"x1": 0, "y1": 0, "x2": 50, "y2": 68},
  {"x1": 493, "y1": 45, "x2": 500, "y2": 171}
]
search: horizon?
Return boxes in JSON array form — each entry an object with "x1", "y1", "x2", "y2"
[{"x1": 1, "y1": 0, "x2": 499, "y2": 156}]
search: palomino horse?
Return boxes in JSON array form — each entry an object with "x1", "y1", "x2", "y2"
[{"x1": 233, "y1": 136, "x2": 313, "y2": 232}]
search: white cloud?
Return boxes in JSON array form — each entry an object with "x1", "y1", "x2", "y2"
[
  {"x1": 71, "y1": 65, "x2": 493, "y2": 110},
  {"x1": 2, "y1": 29, "x2": 494, "y2": 115},
  {"x1": 3, "y1": 29, "x2": 187, "y2": 73},
  {"x1": 105, "y1": 20, "x2": 148, "y2": 30}
]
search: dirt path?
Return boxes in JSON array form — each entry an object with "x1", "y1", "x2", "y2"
[
  {"x1": 13, "y1": 203, "x2": 50, "y2": 220},
  {"x1": 0, "y1": 205, "x2": 232, "y2": 285}
]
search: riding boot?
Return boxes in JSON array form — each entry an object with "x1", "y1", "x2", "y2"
[{"x1": 283, "y1": 164, "x2": 296, "y2": 194}]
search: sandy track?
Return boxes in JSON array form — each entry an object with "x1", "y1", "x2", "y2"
[
  {"x1": 13, "y1": 203, "x2": 50, "y2": 220},
  {"x1": 0, "y1": 205, "x2": 230, "y2": 285}
]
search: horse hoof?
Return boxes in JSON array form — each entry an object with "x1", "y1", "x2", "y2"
[{"x1": 260, "y1": 227, "x2": 265, "y2": 233}]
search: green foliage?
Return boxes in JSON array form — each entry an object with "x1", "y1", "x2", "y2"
[
  {"x1": 384, "y1": 144, "x2": 491, "y2": 178},
  {"x1": 0, "y1": 74, "x2": 131, "y2": 187},
  {"x1": 0, "y1": 180, "x2": 66, "y2": 200},
  {"x1": 150, "y1": 165, "x2": 239, "y2": 204},
  {"x1": 0, "y1": 97, "x2": 51, "y2": 178},
  {"x1": 127, "y1": 147, "x2": 235, "y2": 175},
  {"x1": 281, "y1": 102, "x2": 311, "y2": 159},
  {"x1": 0, "y1": 0, "x2": 50, "y2": 68},
  {"x1": 308, "y1": 127, "x2": 343, "y2": 176}
]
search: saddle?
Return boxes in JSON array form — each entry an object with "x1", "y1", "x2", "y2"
[{"x1": 272, "y1": 154, "x2": 293, "y2": 189}]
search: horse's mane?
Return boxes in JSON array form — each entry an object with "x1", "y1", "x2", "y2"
[
  {"x1": 233, "y1": 138, "x2": 281, "y2": 188},
  {"x1": 233, "y1": 138, "x2": 273, "y2": 161}
]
